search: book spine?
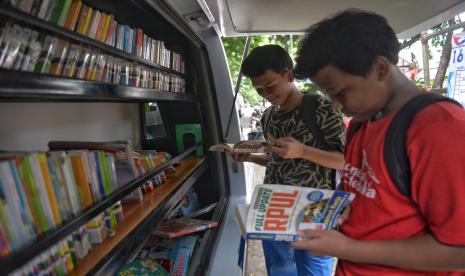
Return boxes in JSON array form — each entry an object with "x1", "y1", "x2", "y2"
[
  {"x1": 94, "y1": 12, "x2": 106, "y2": 42},
  {"x1": 37, "y1": 153, "x2": 62, "y2": 226},
  {"x1": 100, "y1": 14, "x2": 112, "y2": 43},
  {"x1": 78, "y1": 6, "x2": 92, "y2": 35},
  {"x1": 64, "y1": 0, "x2": 82, "y2": 30},
  {"x1": 56, "y1": 0, "x2": 72, "y2": 26},
  {"x1": 74, "y1": 3, "x2": 87, "y2": 33}
]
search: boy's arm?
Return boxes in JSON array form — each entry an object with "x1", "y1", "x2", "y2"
[
  {"x1": 267, "y1": 137, "x2": 344, "y2": 169},
  {"x1": 246, "y1": 153, "x2": 268, "y2": 166},
  {"x1": 292, "y1": 230, "x2": 465, "y2": 271}
]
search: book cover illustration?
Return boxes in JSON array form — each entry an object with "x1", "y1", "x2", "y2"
[
  {"x1": 116, "y1": 258, "x2": 168, "y2": 276},
  {"x1": 209, "y1": 140, "x2": 268, "y2": 154},
  {"x1": 152, "y1": 218, "x2": 218, "y2": 238},
  {"x1": 240, "y1": 184, "x2": 355, "y2": 241}
]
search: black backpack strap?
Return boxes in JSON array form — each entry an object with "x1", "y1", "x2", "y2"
[
  {"x1": 261, "y1": 107, "x2": 272, "y2": 140},
  {"x1": 301, "y1": 93, "x2": 340, "y2": 189},
  {"x1": 346, "y1": 121, "x2": 363, "y2": 146},
  {"x1": 384, "y1": 93, "x2": 462, "y2": 197},
  {"x1": 300, "y1": 93, "x2": 331, "y2": 148}
]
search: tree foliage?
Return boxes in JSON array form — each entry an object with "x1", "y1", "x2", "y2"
[{"x1": 222, "y1": 35, "x2": 306, "y2": 105}]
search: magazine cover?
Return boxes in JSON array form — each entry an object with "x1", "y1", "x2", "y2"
[{"x1": 240, "y1": 184, "x2": 355, "y2": 241}]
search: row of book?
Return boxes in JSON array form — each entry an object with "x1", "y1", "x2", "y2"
[
  {"x1": 0, "y1": 140, "x2": 169, "y2": 257},
  {"x1": 8, "y1": 202, "x2": 124, "y2": 276},
  {"x1": 0, "y1": 22, "x2": 186, "y2": 93},
  {"x1": 1, "y1": 142, "x2": 176, "y2": 275},
  {"x1": 4, "y1": 0, "x2": 185, "y2": 73}
]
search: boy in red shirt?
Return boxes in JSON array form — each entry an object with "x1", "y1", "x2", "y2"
[{"x1": 291, "y1": 9, "x2": 465, "y2": 275}]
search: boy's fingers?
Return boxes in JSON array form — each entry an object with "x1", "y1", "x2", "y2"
[
  {"x1": 268, "y1": 146, "x2": 286, "y2": 155},
  {"x1": 298, "y1": 229, "x2": 323, "y2": 238},
  {"x1": 291, "y1": 240, "x2": 313, "y2": 250}
]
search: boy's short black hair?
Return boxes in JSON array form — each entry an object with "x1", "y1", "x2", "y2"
[
  {"x1": 242, "y1": 44, "x2": 293, "y2": 78},
  {"x1": 295, "y1": 9, "x2": 400, "y2": 78}
]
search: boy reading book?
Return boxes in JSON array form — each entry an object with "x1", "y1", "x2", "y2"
[
  {"x1": 292, "y1": 9, "x2": 465, "y2": 275},
  {"x1": 229, "y1": 45, "x2": 346, "y2": 276}
]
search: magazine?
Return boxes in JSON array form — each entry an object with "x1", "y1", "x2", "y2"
[
  {"x1": 236, "y1": 184, "x2": 355, "y2": 241},
  {"x1": 209, "y1": 140, "x2": 268, "y2": 153},
  {"x1": 152, "y1": 218, "x2": 218, "y2": 238}
]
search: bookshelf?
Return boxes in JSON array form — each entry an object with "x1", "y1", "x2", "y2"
[
  {"x1": 70, "y1": 157, "x2": 207, "y2": 275},
  {"x1": 0, "y1": 69, "x2": 195, "y2": 102}
]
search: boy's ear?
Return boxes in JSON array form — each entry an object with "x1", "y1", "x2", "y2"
[
  {"x1": 287, "y1": 69, "x2": 295, "y2": 82},
  {"x1": 373, "y1": 56, "x2": 390, "y2": 81}
]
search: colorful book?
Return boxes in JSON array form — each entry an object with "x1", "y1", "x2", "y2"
[
  {"x1": 74, "y1": 3, "x2": 88, "y2": 33},
  {"x1": 50, "y1": 0, "x2": 72, "y2": 26},
  {"x1": 68, "y1": 151, "x2": 94, "y2": 208},
  {"x1": 236, "y1": 184, "x2": 355, "y2": 241},
  {"x1": 100, "y1": 14, "x2": 112, "y2": 43},
  {"x1": 46, "y1": 153, "x2": 71, "y2": 221},
  {"x1": 0, "y1": 161, "x2": 30, "y2": 250},
  {"x1": 29, "y1": 153, "x2": 56, "y2": 230},
  {"x1": 78, "y1": 6, "x2": 92, "y2": 35},
  {"x1": 86, "y1": 9, "x2": 100, "y2": 39},
  {"x1": 18, "y1": 155, "x2": 50, "y2": 234},
  {"x1": 48, "y1": 151, "x2": 81, "y2": 215},
  {"x1": 64, "y1": 0, "x2": 82, "y2": 30},
  {"x1": 152, "y1": 218, "x2": 218, "y2": 238},
  {"x1": 94, "y1": 12, "x2": 107, "y2": 42},
  {"x1": 37, "y1": 153, "x2": 62, "y2": 226}
]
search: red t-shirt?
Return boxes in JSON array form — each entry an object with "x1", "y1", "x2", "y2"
[{"x1": 337, "y1": 102, "x2": 465, "y2": 275}]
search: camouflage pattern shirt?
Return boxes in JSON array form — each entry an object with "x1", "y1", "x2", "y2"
[{"x1": 261, "y1": 94, "x2": 345, "y2": 189}]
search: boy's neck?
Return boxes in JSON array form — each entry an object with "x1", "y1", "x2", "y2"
[
  {"x1": 376, "y1": 68, "x2": 423, "y2": 120},
  {"x1": 277, "y1": 85, "x2": 303, "y2": 111}
]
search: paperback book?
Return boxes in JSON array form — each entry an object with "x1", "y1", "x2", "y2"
[
  {"x1": 209, "y1": 140, "x2": 268, "y2": 154},
  {"x1": 236, "y1": 184, "x2": 355, "y2": 241}
]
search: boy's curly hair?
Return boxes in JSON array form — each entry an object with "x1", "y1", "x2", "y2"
[{"x1": 295, "y1": 9, "x2": 400, "y2": 79}]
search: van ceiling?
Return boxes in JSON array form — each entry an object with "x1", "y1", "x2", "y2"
[{"x1": 203, "y1": 0, "x2": 465, "y2": 38}]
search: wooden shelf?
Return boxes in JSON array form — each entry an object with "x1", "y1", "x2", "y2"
[{"x1": 70, "y1": 157, "x2": 205, "y2": 275}]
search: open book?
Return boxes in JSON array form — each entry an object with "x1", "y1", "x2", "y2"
[
  {"x1": 236, "y1": 184, "x2": 355, "y2": 241},
  {"x1": 209, "y1": 140, "x2": 268, "y2": 153}
]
